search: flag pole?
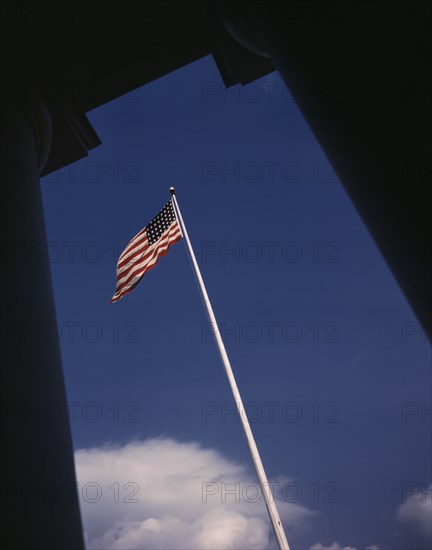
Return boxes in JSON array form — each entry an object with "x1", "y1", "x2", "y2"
[{"x1": 169, "y1": 187, "x2": 290, "y2": 550}]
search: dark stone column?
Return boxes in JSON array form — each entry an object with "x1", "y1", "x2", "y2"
[
  {"x1": 0, "y1": 96, "x2": 84, "y2": 549},
  {"x1": 223, "y1": 1, "x2": 431, "y2": 334}
]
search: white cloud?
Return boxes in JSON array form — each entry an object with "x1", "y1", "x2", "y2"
[
  {"x1": 75, "y1": 437, "x2": 316, "y2": 549},
  {"x1": 309, "y1": 544, "x2": 357, "y2": 550},
  {"x1": 397, "y1": 484, "x2": 432, "y2": 538},
  {"x1": 310, "y1": 543, "x2": 381, "y2": 550}
]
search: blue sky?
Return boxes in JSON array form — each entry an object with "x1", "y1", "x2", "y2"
[{"x1": 41, "y1": 55, "x2": 431, "y2": 550}]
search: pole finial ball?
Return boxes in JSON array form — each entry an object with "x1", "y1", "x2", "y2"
[{"x1": 169, "y1": 187, "x2": 176, "y2": 194}]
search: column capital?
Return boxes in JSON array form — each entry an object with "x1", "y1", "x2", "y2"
[
  {"x1": 219, "y1": 0, "x2": 269, "y2": 58},
  {"x1": 19, "y1": 93, "x2": 53, "y2": 174},
  {"x1": 3, "y1": 89, "x2": 53, "y2": 175}
]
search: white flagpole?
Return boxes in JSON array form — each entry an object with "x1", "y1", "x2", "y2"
[{"x1": 170, "y1": 188, "x2": 290, "y2": 550}]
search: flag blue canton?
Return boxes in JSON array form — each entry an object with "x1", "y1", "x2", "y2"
[{"x1": 147, "y1": 201, "x2": 177, "y2": 245}]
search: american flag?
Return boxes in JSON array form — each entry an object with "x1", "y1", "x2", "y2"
[{"x1": 111, "y1": 199, "x2": 182, "y2": 302}]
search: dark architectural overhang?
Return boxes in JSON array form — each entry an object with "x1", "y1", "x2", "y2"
[{"x1": 2, "y1": 1, "x2": 274, "y2": 175}]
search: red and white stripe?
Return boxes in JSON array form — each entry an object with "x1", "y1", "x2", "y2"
[{"x1": 111, "y1": 219, "x2": 182, "y2": 302}]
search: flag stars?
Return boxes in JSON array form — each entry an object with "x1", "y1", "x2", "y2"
[{"x1": 146, "y1": 201, "x2": 177, "y2": 245}]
